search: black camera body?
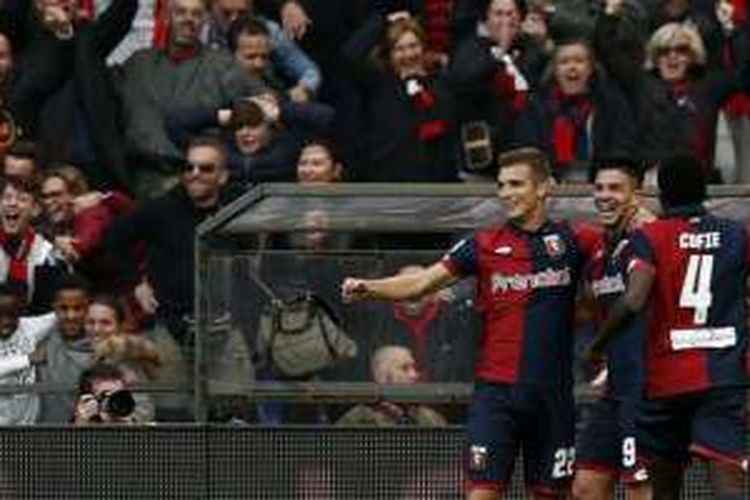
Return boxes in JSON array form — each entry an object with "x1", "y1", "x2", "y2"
[{"x1": 97, "y1": 389, "x2": 136, "y2": 419}]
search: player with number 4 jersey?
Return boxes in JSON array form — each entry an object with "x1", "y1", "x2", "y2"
[{"x1": 587, "y1": 156, "x2": 748, "y2": 500}]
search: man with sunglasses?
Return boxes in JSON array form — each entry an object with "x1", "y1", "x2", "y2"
[{"x1": 105, "y1": 136, "x2": 237, "y2": 346}]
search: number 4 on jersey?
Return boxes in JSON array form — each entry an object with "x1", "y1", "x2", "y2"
[{"x1": 679, "y1": 254, "x2": 714, "y2": 325}]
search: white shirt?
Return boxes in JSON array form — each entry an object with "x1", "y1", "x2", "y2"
[{"x1": 0, "y1": 314, "x2": 57, "y2": 424}]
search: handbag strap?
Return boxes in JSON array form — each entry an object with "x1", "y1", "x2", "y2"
[
  {"x1": 248, "y1": 263, "x2": 282, "y2": 305},
  {"x1": 315, "y1": 308, "x2": 339, "y2": 361}
]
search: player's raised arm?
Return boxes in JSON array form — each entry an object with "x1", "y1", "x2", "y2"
[{"x1": 341, "y1": 261, "x2": 457, "y2": 303}]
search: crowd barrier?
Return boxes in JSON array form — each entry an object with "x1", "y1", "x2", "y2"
[{"x1": 0, "y1": 426, "x2": 741, "y2": 499}]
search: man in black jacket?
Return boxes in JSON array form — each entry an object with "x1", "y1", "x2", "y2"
[
  {"x1": 0, "y1": 0, "x2": 74, "y2": 152},
  {"x1": 449, "y1": 0, "x2": 547, "y2": 176},
  {"x1": 30, "y1": 0, "x2": 138, "y2": 192},
  {"x1": 104, "y1": 137, "x2": 239, "y2": 344}
]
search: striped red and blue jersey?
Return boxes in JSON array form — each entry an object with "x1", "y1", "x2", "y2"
[
  {"x1": 629, "y1": 207, "x2": 748, "y2": 398},
  {"x1": 442, "y1": 220, "x2": 598, "y2": 387},
  {"x1": 584, "y1": 231, "x2": 646, "y2": 399}
]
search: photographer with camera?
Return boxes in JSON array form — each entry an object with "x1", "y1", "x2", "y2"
[{"x1": 73, "y1": 362, "x2": 141, "y2": 424}]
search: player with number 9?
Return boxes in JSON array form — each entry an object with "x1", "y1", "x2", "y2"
[
  {"x1": 573, "y1": 159, "x2": 653, "y2": 500},
  {"x1": 586, "y1": 156, "x2": 748, "y2": 500}
]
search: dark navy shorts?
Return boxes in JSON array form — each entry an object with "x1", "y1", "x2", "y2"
[
  {"x1": 466, "y1": 381, "x2": 575, "y2": 496},
  {"x1": 577, "y1": 396, "x2": 649, "y2": 483},
  {"x1": 637, "y1": 387, "x2": 748, "y2": 472}
]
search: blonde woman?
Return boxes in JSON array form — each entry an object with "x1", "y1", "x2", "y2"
[{"x1": 595, "y1": 0, "x2": 747, "y2": 181}]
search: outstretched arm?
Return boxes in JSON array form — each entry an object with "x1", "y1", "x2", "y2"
[{"x1": 342, "y1": 262, "x2": 456, "y2": 303}]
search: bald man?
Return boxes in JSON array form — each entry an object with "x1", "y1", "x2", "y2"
[{"x1": 336, "y1": 345, "x2": 446, "y2": 427}]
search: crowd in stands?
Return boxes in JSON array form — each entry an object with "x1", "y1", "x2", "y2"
[{"x1": 0, "y1": 0, "x2": 748, "y2": 425}]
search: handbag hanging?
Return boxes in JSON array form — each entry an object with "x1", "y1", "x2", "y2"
[{"x1": 252, "y1": 271, "x2": 357, "y2": 378}]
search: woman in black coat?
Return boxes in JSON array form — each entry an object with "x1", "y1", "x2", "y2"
[
  {"x1": 515, "y1": 38, "x2": 636, "y2": 182},
  {"x1": 449, "y1": 0, "x2": 547, "y2": 175},
  {"x1": 343, "y1": 11, "x2": 457, "y2": 182},
  {"x1": 594, "y1": 0, "x2": 747, "y2": 181}
]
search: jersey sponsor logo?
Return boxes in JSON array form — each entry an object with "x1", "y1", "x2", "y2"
[
  {"x1": 590, "y1": 273, "x2": 626, "y2": 297},
  {"x1": 669, "y1": 327, "x2": 737, "y2": 350},
  {"x1": 543, "y1": 234, "x2": 566, "y2": 258},
  {"x1": 490, "y1": 267, "x2": 572, "y2": 293},
  {"x1": 469, "y1": 445, "x2": 488, "y2": 471}
]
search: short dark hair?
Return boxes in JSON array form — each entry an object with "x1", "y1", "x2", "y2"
[
  {"x1": 497, "y1": 147, "x2": 551, "y2": 182},
  {"x1": 6, "y1": 140, "x2": 36, "y2": 161},
  {"x1": 0, "y1": 174, "x2": 40, "y2": 199},
  {"x1": 228, "y1": 15, "x2": 270, "y2": 52},
  {"x1": 0, "y1": 281, "x2": 25, "y2": 302},
  {"x1": 187, "y1": 136, "x2": 228, "y2": 168},
  {"x1": 658, "y1": 155, "x2": 707, "y2": 208},
  {"x1": 591, "y1": 157, "x2": 644, "y2": 185},
  {"x1": 90, "y1": 294, "x2": 126, "y2": 324},
  {"x1": 301, "y1": 138, "x2": 344, "y2": 166},
  {"x1": 229, "y1": 99, "x2": 266, "y2": 129},
  {"x1": 554, "y1": 37, "x2": 595, "y2": 62},
  {"x1": 77, "y1": 362, "x2": 125, "y2": 395},
  {"x1": 55, "y1": 273, "x2": 92, "y2": 298},
  {"x1": 484, "y1": 0, "x2": 527, "y2": 20}
]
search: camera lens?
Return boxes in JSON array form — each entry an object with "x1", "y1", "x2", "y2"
[{"x1": 102, "y1": 390, "x2": 136, "y2": 418}]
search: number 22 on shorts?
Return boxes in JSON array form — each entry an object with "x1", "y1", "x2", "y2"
[{"x1": 552, "y1": 447, "x2": 575, "y2": 478}]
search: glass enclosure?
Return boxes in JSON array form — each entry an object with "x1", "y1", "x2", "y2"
[{"x1": 193, "y1": 183, "x2": 750, "y2": 423}]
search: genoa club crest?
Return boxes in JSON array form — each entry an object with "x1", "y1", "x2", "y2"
[
  {"x1": 469, "y1": 445, "x2": 488, "y2": 471},
  {"x1": 543, "y1": 234, "x2": 566, "y2": 258}
]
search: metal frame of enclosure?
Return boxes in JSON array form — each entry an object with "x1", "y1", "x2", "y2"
[{"x1": 193, "y1": 183, "x2": 750, "y2": 420}]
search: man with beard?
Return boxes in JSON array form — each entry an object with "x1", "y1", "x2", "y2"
[
  {"x1": 114, "y1": 0, "x2": 263, "y2": 195},
  {"x1": 105, "y1": 136, "x2": 237, "y2": 346},
  {"x1": 572, "y1": 159, "x2": 653, "y2": 500}
]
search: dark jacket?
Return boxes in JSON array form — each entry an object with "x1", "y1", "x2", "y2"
[
  {"x1": 595, "y1": 10, "x2": 750, "y2": 171},
  {"x1": 0, "y1": 0, "x2": 73, "y2": 143},
  {"x1": 449, "y1": 32, "x2": 546, "y2": 165},
  {"x1": 343, "y1": 14, "x2": 457, "y2": 181},
  {"x1": 515, "y1": 77, "x2": 636, "y2": 177},
  {"x1": 375, "y1": 299, "x2": 477, "y2": 383},
  {"x1": 104, "y1": 184, "x2": 242, "y2": 339},
  {"x1": 34, "y1": 0, "x2": 138, "y2": 191},
  {"x1": 165, "y1": 100, "x2": 334, "y2": 183}
]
